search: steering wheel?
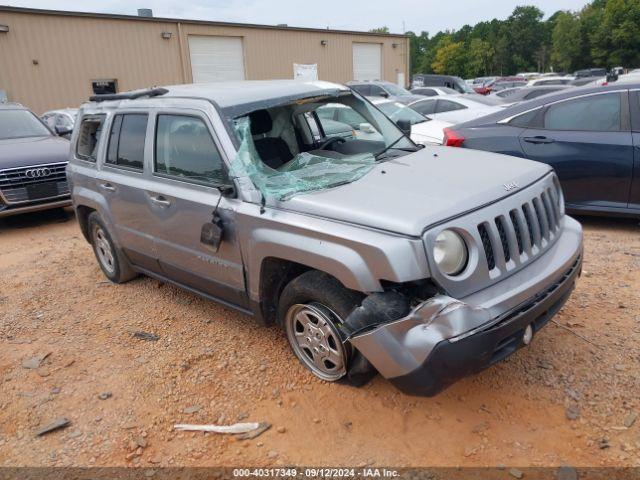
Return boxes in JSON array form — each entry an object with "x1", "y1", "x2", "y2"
[{"x1": 318, "y1": 136, "x2": 346, "y2": 150}]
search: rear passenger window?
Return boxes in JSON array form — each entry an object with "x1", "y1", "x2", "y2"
[
  {"x1": 436, "y1": 100, "x2": 467, "y2": 113},
  {"x1": 369, "y1": 85, "x2": 386, "y2": 97},
  {"x1": 106, "y1": 113, "x2": 148, "y2": 170},
  {"x1": 76, "y1": 114, "x2": 106, "y2": 162},
  {"x1": 351, "y1": 85, "x2": 370, "y2": 96},
  {"x1": 411, "y1": 100, "x2": 437, "y2": 115},
  {"x1": 154, "y1": 115, "x2": 228, "y2": 186},
  {"x1": 509, "y1": 108, "x2": 542, "y2": 127},
  {"x1": 544, "y1": 93, "x2": 621, "y2": 131}
]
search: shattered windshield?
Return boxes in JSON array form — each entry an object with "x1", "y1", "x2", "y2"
[{"x1": 229, "y1": 92, "x2": 416, "y2": 201}]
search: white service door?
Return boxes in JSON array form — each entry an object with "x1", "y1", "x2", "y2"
[
  {"x1": 352, "y1": 43, "x2": 381, "y2": 81},
  {"x1": 189, "y1": 36, "x2": 245, "y2": 82}
]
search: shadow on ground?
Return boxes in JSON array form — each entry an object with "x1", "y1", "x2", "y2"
[{"x1": 0, "y1": 207, "x2": 75, "y2": 230}]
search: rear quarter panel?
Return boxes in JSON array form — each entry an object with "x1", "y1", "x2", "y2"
[{"x1": 459, "y1": 125, "x2": 527, "y2": 158}]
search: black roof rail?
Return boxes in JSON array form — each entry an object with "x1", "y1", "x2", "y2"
[{"x1": 89, "y1": 87, "x2": 169, "y2": 103}]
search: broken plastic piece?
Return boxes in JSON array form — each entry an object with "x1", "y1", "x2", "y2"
[
  {"x1": 229, "y1": 117, "x2": 376, "y2": 201},
  {"x1": 35, "y1": 417, "x2": 70, "y2": 436},
  {"x1": 340, "y1": 291, "x2": 410, "y2": 338},
  {"x1": 236, "y1": 422, "x2": 272, "y2": 440},
  {"x1": 174, "y1": 422, "x2": 267, "y2": 434}
]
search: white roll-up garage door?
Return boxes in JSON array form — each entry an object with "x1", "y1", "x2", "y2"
[
  {"x1": 352, "y1": 43, "x2": 382, "y2": 81},
  {"x1": 188, "y1": 36, "x2": 245, "y2": 83}
]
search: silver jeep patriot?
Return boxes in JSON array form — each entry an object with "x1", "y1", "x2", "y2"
[{"x1": 67, "y1": 81, "x2": 583, "y2": 396}]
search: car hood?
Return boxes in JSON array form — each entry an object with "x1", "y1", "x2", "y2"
[
  {"x1": 0, "y1": 136, "x2": 70, "y2": 170},
  {"x1": 280, "y1": 147, "x2": 551, "y2": 236},
  {"x1": 410, "y1": 119, "x2": 451, "y2": 144},
  {"x1": 393, "y1": 94, "x2": 429, "y2": 105}
]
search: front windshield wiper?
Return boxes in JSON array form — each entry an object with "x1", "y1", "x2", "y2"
[{"x1": 374, "y1": 135, "x2": 419, "y2": 160}]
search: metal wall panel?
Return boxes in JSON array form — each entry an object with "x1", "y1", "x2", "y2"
[{"x1": 0, "y1": 8, "x2": 409, "y2": 114}]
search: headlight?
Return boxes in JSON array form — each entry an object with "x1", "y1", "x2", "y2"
[{"x1": 433, "y1": 230, "x2": 468, "y2": 275}]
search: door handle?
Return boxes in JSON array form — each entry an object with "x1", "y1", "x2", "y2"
[
  {"x1": 99, "y1": 182, "x2": 116, "y2": 192},
  {"x1": 523, "y1": 136, "x2": 555, "y2": 144},
  {"x1": 149, "y1": 195, "x2": 171, "y2": 207}
]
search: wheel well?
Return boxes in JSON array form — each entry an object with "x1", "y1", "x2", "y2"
[
  {"x1": 259, "y1": 257, "x2": 311, "y2": 325},
  {"x1": 76, "y1": 205, "x2": 95, "y2": 243}
]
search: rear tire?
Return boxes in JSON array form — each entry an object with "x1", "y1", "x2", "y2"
[
  {"x1": 88, "y1": 212, "x2": 137, "y2": 283},
  {"x1": 278, "y1": 271, "x2": 374, "y2": 385}
]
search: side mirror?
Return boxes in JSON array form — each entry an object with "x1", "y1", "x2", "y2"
[
  {"x1": 54, "y1": 125, "x2": 73, "y2": 137},
  {"x1": 201, "y1": 215, "x2": 224, "y2": 252},
  {"x1": 359, "y1": 122, "x2": 376, "y2": 133},
  {"x1": 396, "y1": 119, "x2": 412, "y2": 137},
  {"x1": 379, "y1": 91, "x2": 389, "y2": 98}
]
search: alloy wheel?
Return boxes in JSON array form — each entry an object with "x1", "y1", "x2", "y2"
[
  {"x1": 285, "y1": 303, "x2": 348, "y2": 381},
  {"x1": 93, "y1": 225, "x2": 116, "y2": 275}
]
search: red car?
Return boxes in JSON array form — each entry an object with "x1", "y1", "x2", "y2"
[{"x1": 474, "y1": 76, "x2": 526, "y2": 95}]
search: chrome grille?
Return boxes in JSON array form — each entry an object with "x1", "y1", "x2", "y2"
[
  {"x1": 477, "y1": 186, "x2": 562, "y2": 273},
  {"x1": 0, "y1": 163, "x2": 69, "y2": 204}
]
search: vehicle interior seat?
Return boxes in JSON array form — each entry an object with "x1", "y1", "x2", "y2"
[{"x1": 249, "y1": 109, "x2": 294, "y2": 169}]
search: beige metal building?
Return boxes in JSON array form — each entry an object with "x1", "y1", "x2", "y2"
[{"x1": 0, "y1": 6, "x2": 409, "y2": 114}]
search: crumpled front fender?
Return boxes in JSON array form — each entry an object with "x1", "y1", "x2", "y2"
[{"x1": 348, "y1": 295, "x2": 492, "y2": 379}]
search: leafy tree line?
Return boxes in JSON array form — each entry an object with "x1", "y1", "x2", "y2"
[{"x1": 376, "y1": 0, "x2": 640, "y2": 78}]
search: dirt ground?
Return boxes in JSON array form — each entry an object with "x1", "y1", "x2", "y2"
[{"x1": 0, "y1": 208, "x2": 639, "y2": 468}]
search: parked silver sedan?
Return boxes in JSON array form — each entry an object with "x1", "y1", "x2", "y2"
[{"x1": 407, "y1": 94, "x2": 504, "y2": 124}]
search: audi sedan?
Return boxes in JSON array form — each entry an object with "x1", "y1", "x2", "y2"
[{"x1": 0, "y1": 103, "x2": 71, "y2": 217}]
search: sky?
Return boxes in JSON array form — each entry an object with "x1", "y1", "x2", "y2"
[{"x1": 4, "y1": 0, "x2": 589, "y2": 33}]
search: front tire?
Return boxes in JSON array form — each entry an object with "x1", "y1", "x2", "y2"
[
  {"x1": 284, "y1": 302, "x2": 349, "y2": 381},
  {"x1": 278, "y1": 271, "x2": 370, "y2": 383},
  {"x1": 88, "y1": 212, "x2": 137, "y2": 283}
]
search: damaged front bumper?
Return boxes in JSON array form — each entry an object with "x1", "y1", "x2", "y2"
[{"x1": 349, "y1": 216, "x2": 583, "y2": 396}]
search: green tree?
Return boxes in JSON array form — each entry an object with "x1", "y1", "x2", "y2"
[
  {"x1": 467, "y1": 38, "x2": 494, "y2": 77},
  {"x1": 591, "y1": 0, "x2": 640, "y2": 67},
  {"x1": 406, "y1": 31, "x2": 431, "y2": 74},
  {"x1": 406, "y1": 0, "x2": 640, "y2": 80},
  {"x1": 551, "y1": 11, "x2": 582, "y2": 72},
  {"x1": 369, "y1": 26, "x2": 390, "y2": 34},
  {"x1": 505, "y1": 6, "x2": 545, "y2": 72},
  {"x1": 431, "y1": 39, "x2": 466, "y2": 75}
]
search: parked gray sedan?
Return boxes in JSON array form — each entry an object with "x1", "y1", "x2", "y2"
[
  {"x1": 67, "y1": 81, "x2": 583, "y2": 396},
  {"x1": 0, "y1": 103, "x2": 71, "y2": 217}
]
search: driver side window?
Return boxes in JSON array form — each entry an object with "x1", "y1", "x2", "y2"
[{"x1": 154, "y1": 114, "x2": 228, "y2": 186}]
